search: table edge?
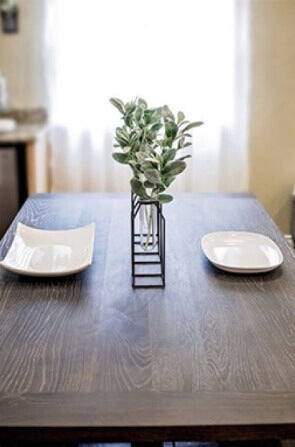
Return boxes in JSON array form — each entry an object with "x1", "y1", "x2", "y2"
[{"x1": 1, "y1": 391, "x2": 295, "y2": 440}]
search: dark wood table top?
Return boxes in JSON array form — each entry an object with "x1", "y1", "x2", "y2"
[{"x1": 0, "y1": 193, "x2": 295, "y2": 443}]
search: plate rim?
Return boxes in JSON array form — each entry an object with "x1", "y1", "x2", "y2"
[{"x1": 201, "y1": 231, "x2": 283, "y2": 271}]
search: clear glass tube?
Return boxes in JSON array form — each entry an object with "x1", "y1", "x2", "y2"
[{"x1": 139, "y1": 203, "x2": 157, "y2": 251}]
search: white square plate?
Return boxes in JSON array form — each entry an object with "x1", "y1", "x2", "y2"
[
  {"x1": 0, "y1": 222, "x2": 95, "y2": 277},
  {"x1": 201, "y1": 231, "x2": 283, "y2": 273}
]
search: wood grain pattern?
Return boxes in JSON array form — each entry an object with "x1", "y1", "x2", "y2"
[{"x1": 0, "y1": 193, "x2": 295, "y2": 441}]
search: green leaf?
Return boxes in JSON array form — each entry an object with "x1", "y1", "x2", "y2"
[
  {"x1": 116, "y1": 127, "x2": 129, "y2": 139},
  {"x1": 178, "y1": 136, "x2": 185, "y2": 149},
  {"x1": 162, "y1": 105, "x2": 175, "y2": 121},
  {"x1": 158, "y1": 194, "x2": 173, "y2": 203},
  {"x1": 165, "y1": 176, "x2": 176, "y2": 187},
  {"x1": 163, "y1": 149, "x2": 176, "y2": 164},
  {"x1": 125, "y1": 102, "x2": 136, "y2": 113},
  {"x1": 182, "y1": 121, "x2": 203, "y2": 132},
  {"x1": 124, "y1": 115, "x2": 133, "y2": 128},
  {"x1": 116, "y1": 128, "x2": 129, "y2": 145},
  {"x1": 112, "y1": 152, "x2": 129, "y2": 164},
  {"x1": 144, "y1": 109, "x2": 154, "y2": 124},
  {"x1": 144, "y1": 181, "x2": 154, "y2": 188},
  {"x1": 179, "y1": 142, "x2": 192, "y2": 149},
  {"x1": 144, "y1": 169, "x2": 162, "y2": 184},
  {"x1": 144, "y1": 156, "x2": 160, "y2": 164},
  {"x1": 179, "y1": 120, "x2": 189, "y2": 127},
  {"x1": 165, "y1": 122, "x2": 178, "y2": 140},
  {"x1": 136, "y1": 152, "x2": 149, "y2": 164},
  {"x1": 150, "y1": 122, "x2": 163, "y2": 132},
  {"x1": 178, "y1": 154, "x2": 192, "y2": 161},
  {"x1": 164, "y1": 160, "x2": 186, "y2": 176},
  {"x1": 115, "y1": 137, "x2": 127, "y2": 147},
  {"x1": 138, "y1": 98, "x2": 147, "y2": 109},
  {"x1": 157, "y1": 184, "x2": 166, "y2": 192},
  {"x1": 156, "y1": 154, "x2": 163, "y2": 165},
  {"x1": 178, "y1": 132, "x2": 192, "y2": 138},
  {"x1": 130, "y1": 178, "x2": 149, "y2": 198},
  {"x1": 163, "y1": 137, "x2": 173, "y2": 148},
  {"x1": 135, "y1": 107, "x2": 143, "y2": 122},
  {"x1": 151, "y1": 108, "x2": 162, "y2": 122},
  {"x1": 141, "y1": 162, "x2": 154, "y2": 171},
  {"x1": 110, "y1": 97, "x2": 125, "y2": 114},
  {"x1": 177, "y1": 111, "x2": 185, "y2": 123}
]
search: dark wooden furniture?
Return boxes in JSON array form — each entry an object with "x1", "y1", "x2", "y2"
[
  {"x1": 0, "y1": 193, "x2": 295, "y2": 443},
  {"x1": 0, "y1": 109, "x2": 49, "y2": 208},
  {"x1": 0, "y1": 142, "x2": 29, "y2": 208}
]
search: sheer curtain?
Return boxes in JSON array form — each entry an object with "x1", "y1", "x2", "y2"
[{"x1": 44, "y1": 0, "x2": 249, "y2": 193}]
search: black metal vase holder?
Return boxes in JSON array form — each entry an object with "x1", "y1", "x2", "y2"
[{"x1": 131, "y1": 193, "x2": 165, "y2": 288}]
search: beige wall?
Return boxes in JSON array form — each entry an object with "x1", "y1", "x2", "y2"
[
  {"x1": 0, "y1": 0, "x2": 45, "y2": 108},
  {"x1": 249, "y1": 0, "x2": 295, "y2": 233}
]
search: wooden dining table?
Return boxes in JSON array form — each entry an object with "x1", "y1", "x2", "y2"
[{"x1": 0, "y1": 193, "x2": 295, "y2": 444}]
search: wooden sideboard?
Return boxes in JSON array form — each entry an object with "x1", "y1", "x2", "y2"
[{"x1": 0, "y1": 108, "x2": 49, "y2": 207}]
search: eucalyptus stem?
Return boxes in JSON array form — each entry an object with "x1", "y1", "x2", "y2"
[{"x1": 144, "y1": 205, "x2": 154, "y2": 251}]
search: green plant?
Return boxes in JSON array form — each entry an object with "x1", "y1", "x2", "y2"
[{"x1": 110, "y1": 97, "x2": 203, "y2": 203}]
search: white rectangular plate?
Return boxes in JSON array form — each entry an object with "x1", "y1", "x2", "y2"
[
  {"x1": 201, "y1": 231, "x2": 283, "y2": 273},
  {"x1": 0, "y1": 222, "x2": 95, "y2": 277}
]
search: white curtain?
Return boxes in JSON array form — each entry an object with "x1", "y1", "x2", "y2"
[{"x1": 44, "y1": 0, "x2": 249, "y2": 193}]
